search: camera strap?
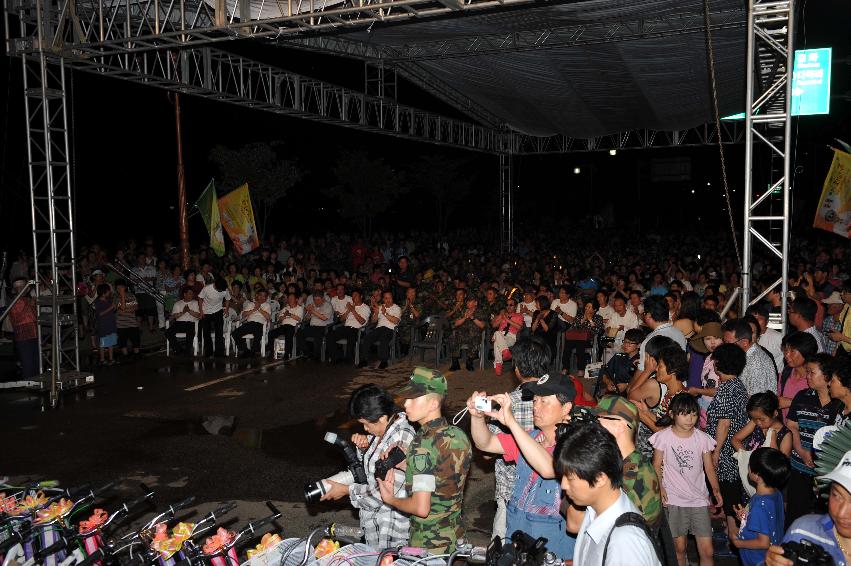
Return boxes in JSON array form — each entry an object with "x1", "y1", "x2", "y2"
[
  {"x1": 601, "y1": 512, "x2": 661, "y2": 566},
  {"x1": 452, "y1": 407, "x2": 469, "y2": 426}
]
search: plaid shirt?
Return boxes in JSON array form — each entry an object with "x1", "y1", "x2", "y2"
[
  {"x1": 8, "y1": 298, "x2": 38, "y2": 342},
  {"x1": 823, "y1": 314, "x2": 844, "y2": 355},
  {"x1": 488, "y1": 387, "x2": 534, "y2": 501},
  {"x1": 349, "y1": 413, "x2": 416, "y2": 548}
]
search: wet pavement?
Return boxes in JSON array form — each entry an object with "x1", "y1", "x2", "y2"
[{"x1": 0, "y1": 351, "x2": 511, "y2": 545}]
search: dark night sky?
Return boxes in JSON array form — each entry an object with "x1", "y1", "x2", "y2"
[{"x1": 0, "y1": 0, "x2": 849, "y2": 251}]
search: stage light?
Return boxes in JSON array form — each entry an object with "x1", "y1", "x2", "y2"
[
  {"x1": 691, "y1": 189, "x2": 695, "y2": 194},
  {"x1": 573, "y1": 167, "x2": 581, "y2": 174},
  {"x1": 609, "y1": 149, "x2": 617, "y2": 156}
]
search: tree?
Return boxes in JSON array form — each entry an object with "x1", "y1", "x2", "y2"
[
  {"x1": 209, "y1": 142, "x2": 301, "y2": 239},
  {"x1": 408, "y1": 155, "x2": 473, "y2": 235},
  {"x1": 323, "y1": 150, "x2": 405, "y2": 238}
]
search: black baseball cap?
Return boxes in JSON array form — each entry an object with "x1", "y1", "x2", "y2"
[{"x1": 522, "y1": 374, "x2": 576, "y2": 400}]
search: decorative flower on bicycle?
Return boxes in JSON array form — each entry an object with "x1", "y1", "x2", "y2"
[
  {"x1": 202, "y1": 527, "x2": 236, "y2": 554},
  {"x1": 79, "y1": 509, "x2": 109, "y2": 532},
  {"x1": 33, "y1": 498, "x2": 73, "y2": 524},
  {"x1": 245, "y1": 533, "x2": 282, "y2": 559}
]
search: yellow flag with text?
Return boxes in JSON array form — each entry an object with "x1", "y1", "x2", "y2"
[
  {"x1": 218, "y1": 183, "x2": 260, "y2": 255},
  {"x1": 813, "y1": 149, "x2": 851, "y2": 239}
]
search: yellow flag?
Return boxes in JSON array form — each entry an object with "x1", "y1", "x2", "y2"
[
  {"x1": 218, "y1": 183, "x2": 260, "y2": 255},
  {"x1": 813, "y1": 149, "x2": 851, "y2": 239}
]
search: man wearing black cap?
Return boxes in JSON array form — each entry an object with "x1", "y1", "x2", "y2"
[{"x1": 467, "y1": 374, "x2": 577, "y2": 559}]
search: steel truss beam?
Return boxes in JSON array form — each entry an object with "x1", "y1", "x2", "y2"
[
  {"x1": 514, "y1": 123, "x2": 745, "y2": 154},
  {"x1": 741, "y1": 0, "x2": 793, "y2": 328},
  {"x1": 19, "y1": 28, "x2": 82, "y2": 405},
  {"x1": 30, "y1": 0, "x2": 558, "y2": 56}
]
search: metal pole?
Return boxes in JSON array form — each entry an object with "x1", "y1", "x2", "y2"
[
  {"x1": 780, "y1": 2, "x2": 794, "y2": 330},
  {"x1": 741, "y1": 1, "x2": 756, "y2": 312},
  {"x1": 175, "y1": 93, "x2": 190, "y2": 271}
]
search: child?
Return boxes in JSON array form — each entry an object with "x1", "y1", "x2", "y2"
[
  {"x1": 732, "y1": 391, "x2": 793, "y2": 457},
  {"x1": 731, "y1": 447, "x2": 790, "y2": 566},
  {"x1": 650, "y1": 393, "x2": 722, "y2": 566},
  {"x1": 93, "y1": 283, "x2": 117, "y2": 365}
]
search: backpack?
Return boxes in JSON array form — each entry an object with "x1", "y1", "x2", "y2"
[{"x1": 601, "y1": 512, "x2": 666, "y2": 566}]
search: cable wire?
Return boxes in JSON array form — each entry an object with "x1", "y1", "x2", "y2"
[{"x1": 704, "y1": 0, "x2": 742, "y2": 273}]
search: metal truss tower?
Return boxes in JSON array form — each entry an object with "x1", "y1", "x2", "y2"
[
  {"x1": 741, "y1": 0, "x2": 794, "y2": 328},
  {"x1": 12, "y1": 0, "x2": 84, "y2": 407},
  {"x1": 499, "y1": 152, "x2": 513, "y2": 253}
]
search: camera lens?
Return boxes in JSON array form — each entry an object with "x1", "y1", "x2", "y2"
[{"x1": 304, "y1": 481, "x2": 326, "y2": 504}]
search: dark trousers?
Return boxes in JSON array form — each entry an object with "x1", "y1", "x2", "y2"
[
  {"x1": 361, "y1": 327, "x2": 395, "y2": 362},
  {"x1": 166, "y1": 321, "x2": 196, "y2": 354},
  {"x1": 785, "y1": 468, "x2": 816, "y2": 528},
  {"x1": 16, "y1": 339, "x2": 40, "y2": 378},
  {"x1": 329, "y1": 326, "x2": 361, "y2": 361},
  {"x1": 297, "y1": 325, "x2": 328, "y2": 359},
  {"x1": 231, "y1": 321, "x2": 263, "y2": 354},
  {"x1": 562, "y1": 339, "x2": 590, "y2": 371},
  {"x1": 200, "y1": 311, "x2": 225, "y2": 356},
  {"x1": 268, "y1": 325, "x2": 296, "y2": 358}
]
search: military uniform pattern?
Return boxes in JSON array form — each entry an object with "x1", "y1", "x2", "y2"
[
  {"x1": 404, "y1": 417, "x2": 472, "y2": 554},
  {"x1": 448, "y1": 306, "x2": 486, "y2": 359},
  {"x1": 397, "y1": 299, "x2": 424, "y2": 346},
  {"x1": 622, "y1": 449, "x2": 663, "y2": 530}
]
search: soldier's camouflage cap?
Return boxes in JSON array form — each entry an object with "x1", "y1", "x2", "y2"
[
  {"x1": 594, "y1": 395, "x2": 639, "y2": 430},
  {"x1": 396, "y1": 366, "x2": 447, "y2": 399}
]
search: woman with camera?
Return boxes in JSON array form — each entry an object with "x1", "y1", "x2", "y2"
[{"x1": 320, "y1": 384, "x2": 416, "y2": 549}]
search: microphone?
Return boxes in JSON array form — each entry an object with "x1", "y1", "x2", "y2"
[{"x1": 325, "y1": 524, "x2": 364, "y2": 544}]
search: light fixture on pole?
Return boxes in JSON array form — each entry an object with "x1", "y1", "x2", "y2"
[{"x1": 573, "y1": 167, "x2": 581, "y2": 174}]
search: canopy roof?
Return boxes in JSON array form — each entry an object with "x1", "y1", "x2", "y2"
[{"x1": 329, "y1": 0, "x2": 747, "y2": 137}]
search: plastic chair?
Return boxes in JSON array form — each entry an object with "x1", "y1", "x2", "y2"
[
  {"x1": 333, "y1": 326, "x2": 366, "y2": 365},
  {"x1": 459, "y1": 329, "x2": 488, "y2": 370},
  {"x1": 230, "y1": 319, "x2": 270, "y2": 357},
  {"x1": 410, "y1": 315, "x2": 444, "y2": 367},
  {"x1": 302, "y1": 324, "x2": 332, "y2": 361},
  {"x1": 165, "y1": 319, "x2": 199, "y2": 356}
]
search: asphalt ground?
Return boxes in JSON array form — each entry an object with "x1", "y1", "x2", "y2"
[{"x1": 1, "y1": 346, "x2": 739, "y2": 564}]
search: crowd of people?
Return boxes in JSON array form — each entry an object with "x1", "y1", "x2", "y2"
[{"x1": 4, "y1": 229, "x2": 851, "y2": 565}]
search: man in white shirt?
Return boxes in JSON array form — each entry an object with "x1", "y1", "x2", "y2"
[
  {"x1": 608, "y1": 297, "x2": 641, "y2": 338},
  {"x1": 518, "y1": 289, "x2": 537, "y2": 328},
  {"x1": 298, "y1": 292, "x2": 334, "y2": 360},
  {"x1": 166, "y1": 286, "x2": 202, "y2": 355},
  {"x1": 559, "y1": 423, "x2": 661, "y2": 566},
  {"x1": 750, "y1": 303, "x2": 784, "y2": 372},
  {"x1": 358, "y1": 290, "x2": 401, "y2": 369},
  {"x1": 231, "y1": 288, "x2": 271, "y2": 358},
  {"x1": 551, "y1": 285, "x2": 578, "y2": 327},
  {"x1": 198, "y1": 277, "x2": 231, "y2": 357},
  {"x1": 268, "y1": 292, "x2": 303, "y2": 358},
  {"x1": 789, "y1": 296, "x2": 829, "y2": 353},
  {"x1": 596, "y1": 291, "x2": 616, "y2": 326},
  {"x1": 330, "y1": 284, "x2": 352, "y2": 321},
  {"x1": 329, "y1": 289, "x2": 371, "y2": 362}
]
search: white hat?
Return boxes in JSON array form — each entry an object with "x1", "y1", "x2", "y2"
[
  {"x1": 819, "y1": 448, "x2": 851, "y2": 494},
  {"x1": 823, "y1": 291, "x2": 844, "y2": 305}
]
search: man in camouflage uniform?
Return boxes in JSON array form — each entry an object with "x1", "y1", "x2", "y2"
[
  {"x1": 397, "y1": 287, "x2": 424, "y2": 355},
  {"x1": 377, "y1": 367, "x2": 472, "y2": 554},
  {"x1": 480, "y1": 287, "x2": 505, "y2": 322},
  {"x1": 590, "y1": 396, "x2": 675, "y2": 566},
  {"x1": 448, "y1": 296, "x2": 486, "y2": 371}
]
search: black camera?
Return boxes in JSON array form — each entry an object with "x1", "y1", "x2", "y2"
[
  {"x1": 304, "y1": 432, "x2": 368, "y2": 504},
  {"x1": 486, "y1": 530, "x2": 557, "y2": 566},
  {"x1": 781, "y1": 540, "x2": 834, "y2": 566},
  {"x1": 374, "y1": 446, "x2": 407, "y2": 482}
]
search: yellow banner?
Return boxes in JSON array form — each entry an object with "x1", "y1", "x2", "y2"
[
  {"x1": 813, "y1": 149, "x2": 851, "y2": 239},
  {"x1": 218, "y1": 183, "x2": 260, "y2": 255}
]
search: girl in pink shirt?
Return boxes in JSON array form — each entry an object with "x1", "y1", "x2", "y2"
[{"x1": 650, "y1": 393, "x2": 723, "y2": 566}]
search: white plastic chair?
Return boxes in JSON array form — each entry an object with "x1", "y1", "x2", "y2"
[
  {"x1": 165, "y1": 319, "x2": 199, "y2": 356},
  {"x1": 230, "y1": 319, "x2": 270, "y2": 357}
]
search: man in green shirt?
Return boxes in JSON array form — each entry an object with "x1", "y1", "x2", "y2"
[{"x1": 378, "y1": 367, "x2": 472, "y2": 554}]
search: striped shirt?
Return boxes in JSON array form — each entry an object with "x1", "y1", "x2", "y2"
[
  {"x1": 787, "y1": 389, "x2": 842, "y2": 475},
  {"x1": 115, "y1": 292, "x2": 139, "y2": 329},
  {"x1": 349, "y1": 413, "x2": 416, "y2": 549}
]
